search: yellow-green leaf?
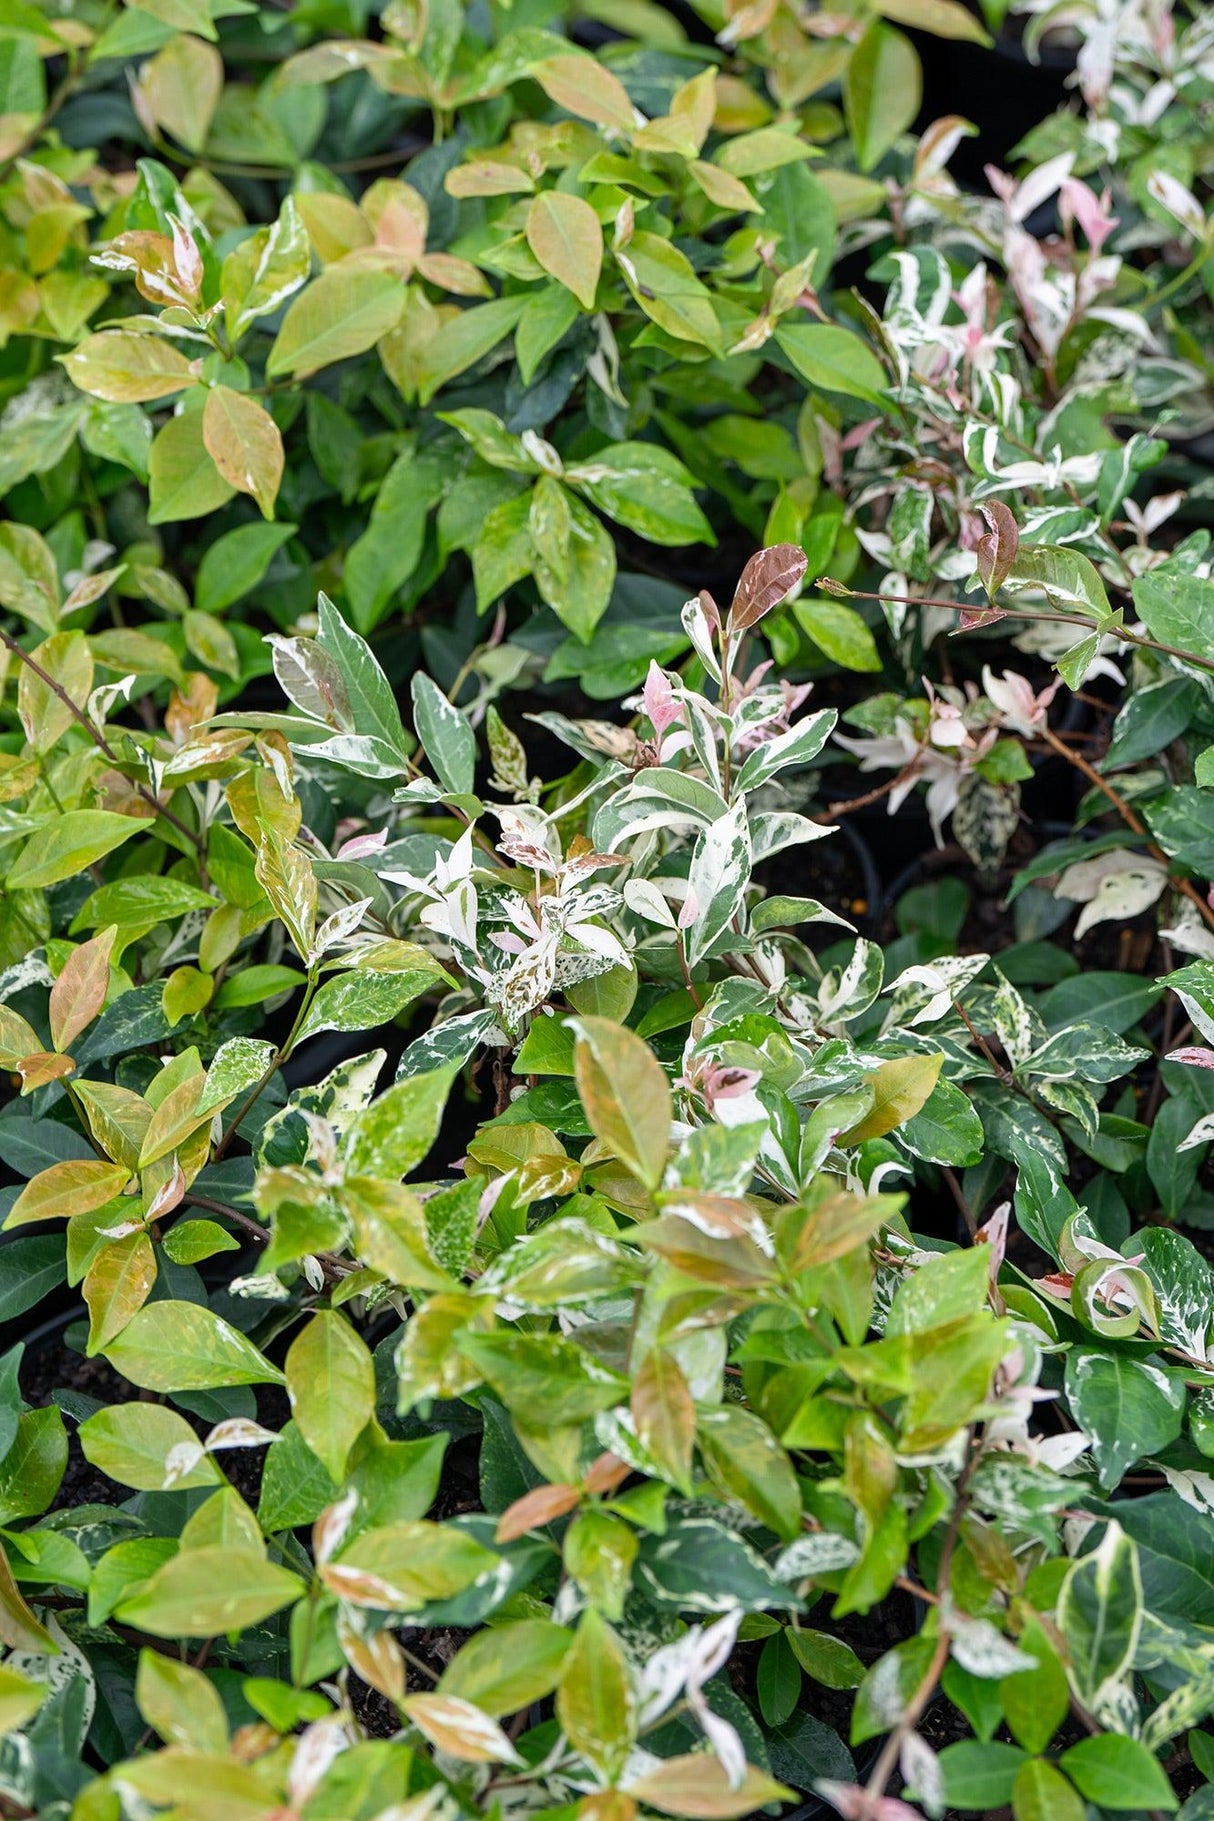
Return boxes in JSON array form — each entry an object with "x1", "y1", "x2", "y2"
[
  {"x1": 135, "y1": 1649, "x2": 228, "y2": 1752},
  {"x1": 534, "y1": 54, "x2": 636, "y2": 130},
  {"x1": 116, "y1": 1546, "x2": 303, "y2": 1637},
  {"x1": 84, "y1": 1230, "x2": 156, "y2": 1354},
  {"x1": 843, "y1": 21, "x2": 921, "y2": 172},
  {"x1": 202, "y1": 386, "x2": 284, "y2": 518},
  {"x1": 266, "y1": 266, "x2": 406, "y2": 378},
  {"x1": 285, "y1": 1311, "x2": 374, "y2": 1481},
  {"x1": 104, "y1": 1301, "x2": 285, "y2": 1391},
  {"x1": 525, "y1": 192, "x2": 602, "y2": 311},
  {"x1": 557, "y1": 1609, "x2": 636, "y2": 1779},
  {"x1": 0, "y1": 1663, "x2": 46, "y2": 1735},
  {"x1": 572, "y1": 1017, "x2": 670, "y2": 1192},
  {"x1": 62, "y1": 331, "x2": 193, "y2": 404},
  {"x1": 137, "y1": 33, "x2": 223, "y2": 153},
  {"x1": 4, "y1": 1160, "x2": 130, "y2": 1229},
  {"x1": 49, "y1": 925, "x2": 115, "y2": 1053},
  {"x1": 838, "y1": 1054, "x2": 944, "y2": 1144}
]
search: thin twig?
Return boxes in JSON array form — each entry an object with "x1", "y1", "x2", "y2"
[
  {"x1": 1038, "y1": 722, "x2": 1214, "y2": 934},
  {"x1": 0, "y1": 628, "x2": 204, "y2": 856}
]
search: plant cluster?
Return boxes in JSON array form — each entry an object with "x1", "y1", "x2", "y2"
[{"x1": 2, "y1": 0, "x2": 1214, "y2": 1817}]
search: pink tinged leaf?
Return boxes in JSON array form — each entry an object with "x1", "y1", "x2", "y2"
[
  {"x1": 816, "y1": 1782, "x2": 924, "y2": 1821},
  {"x1": 168, "y1": 212, "x2": 204, "y2": 301},
  {"x1": 727, "y1": 543, "x2": 808, "y2": 631},
  {"x1": 642, "y1": 660, "x2": 682, "y2": 737},
  {"x1": 1169, "y1": 1047, "x2": 1214, "y2": 1070},
  {"x1": 958, "y1": 605, "x2": 1006, "y2": 631},
  {"x1": 677, "y1": 887, "x2": 699, "y2": 930},
  {"x1": 1059, "y1": 177, "x2": 1119, "y2": 255},
  {"x1": 975, "y1": 502, "x2": 1019, "y2": 601},
  {"x1": 336, "y1": 829, "x2": 388, "y2": 860}
]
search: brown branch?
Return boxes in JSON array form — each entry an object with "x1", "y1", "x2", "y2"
[
  {"x1": 182, "y1": 1192, "x2": 269, "y2": 1242},
  {"x1": 814, "y1": 759, "x2": 922, "y2": 824},
  {"x1": 1037, "y1": 722, "x2": 1214, "y2": 934},
  {"x1": 856, "y1": 1437, "x2": 977, "y2": 1818}
]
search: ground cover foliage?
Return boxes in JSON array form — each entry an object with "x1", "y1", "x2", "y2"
[{"x1": 3, "y1": 0, "x2": 1214, "y2": 1814}]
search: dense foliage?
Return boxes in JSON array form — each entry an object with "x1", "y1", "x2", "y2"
[{"x1": 2, "y1": 0, "x2": 1214, "y2": 1816}]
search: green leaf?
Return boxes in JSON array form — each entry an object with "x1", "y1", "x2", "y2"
[
  {"x1": 117, "y1": 1546, "x2": 303, "y2": 1637},
  {"x1": 775, "y1": 323, "x2": 886, "y2": 402},
  {"x1": 7, "y1": 811, "x2": 144, "y2": 890},
  {"x1": 295, "y1": 969, "x2": 438, "y2": 1046},
  {"x1": 572, "y1": 1016, "x2": 670, "y2": 1190},
  {"x1": 285, "y1": 1311, "x2": 374, "y2": 1481},
  {"x1": 0, "y1": 1236, "x2": 65, "y2": 1323},
  {"x1": 104, "y1": 1301, "x2": 285, "y2": 1391},
  {"x1": 416, "y1": 296, "x2": 528, "y2": 406},
  {"x1": 1059, "y1": 1735, "x2": 1177, "y2": 1811},
  {"x1": 1132, "y1": 570, "x2": 1214, "y2": 668},
  {"x1": 343, "y1": 1066, "x2": 456, "y2": 1179},
  {"x1": 532, "y1": 483, "x2": 616, "y2": 641},
  {"x1": 0, "y1": 1406, "x2": 66, "y2": 1521},
  {"x1": 412, "y1": 673, "x2": 476, "y2": 796},
  {"x1": 459, "y1": 1330, "x2": 628, "y2": 1425},
  {"x1": 938, "y1": 1741, "x2": 1028, "y2": 1811},
  {"x1": 794, "y1": 597, "x2": 882, "y2": 671},
  {"x1": 325, "y1": 1520, "x2": 496, "y2": 1611},
  {"x1": 195, "y1": 522, "x2": 296, "y2": 617},
  {"x1": 472, "y1": 490, "x2": 534, "y2": 611},
  {"x1": 697, "y1": 1404, "x2": 801, "y2": 1540},
  {"x1": 786, "y1": 1628, "x2": 864, "y2": 1690},
  {"x1": 569, "y1": 442, "x2": 711, "y2": 548},
  {"x1": 225, "y1": 193, "x2": 311, "y2": 342},
  {"x1": 1000, "y1": 1617, "x2": 1068, "y2": 1755},
  {"x1": 257, "y1": 1421, "x2": 339, "y2": 1532},
  {"x1": 844, "y1": 22, "x2": 921, "y2": 171},
  {"x1": 344, "y1": 448, "x2": 441, "y2": 633},
  {"x1": 1008, "y1": 544, "x2": 1110, "y2": 618},
  {"x1": 316, "y1": 592, "x2": 413, "y2": 769},
  {"x1": 149, "y1": 406, "x2": 236, "y2": 525},
  {"x1": 1012, "y1": 1758, "x2": 1085, "y2": 1821},
  {"x1": 757, "y1": 1631, "x2": 801, "y2": 1726},
  {"x1": 1145, "y1": 786, "x2": 1214, "y2": 877},
  {"x1": 516, "y1": 284, "x2": 579, "y2": 384},
  {"x1": 87, "y1": 1536, "x2": 177, "y2": 1628},
  {"x1": 267, "y1": 267, "x2": 406, "y2": 378},
  {"x1": 162, "y1": 1218, "x2": 240, "y2": 1265},
  {"x1": 1064, "y1": 1348, "x2": 1185, "y2": 1491}
]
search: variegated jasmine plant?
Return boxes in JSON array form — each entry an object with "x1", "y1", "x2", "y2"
[{"x1": 1, "y1": 532, "x2": 1213, "y2": 1818}]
